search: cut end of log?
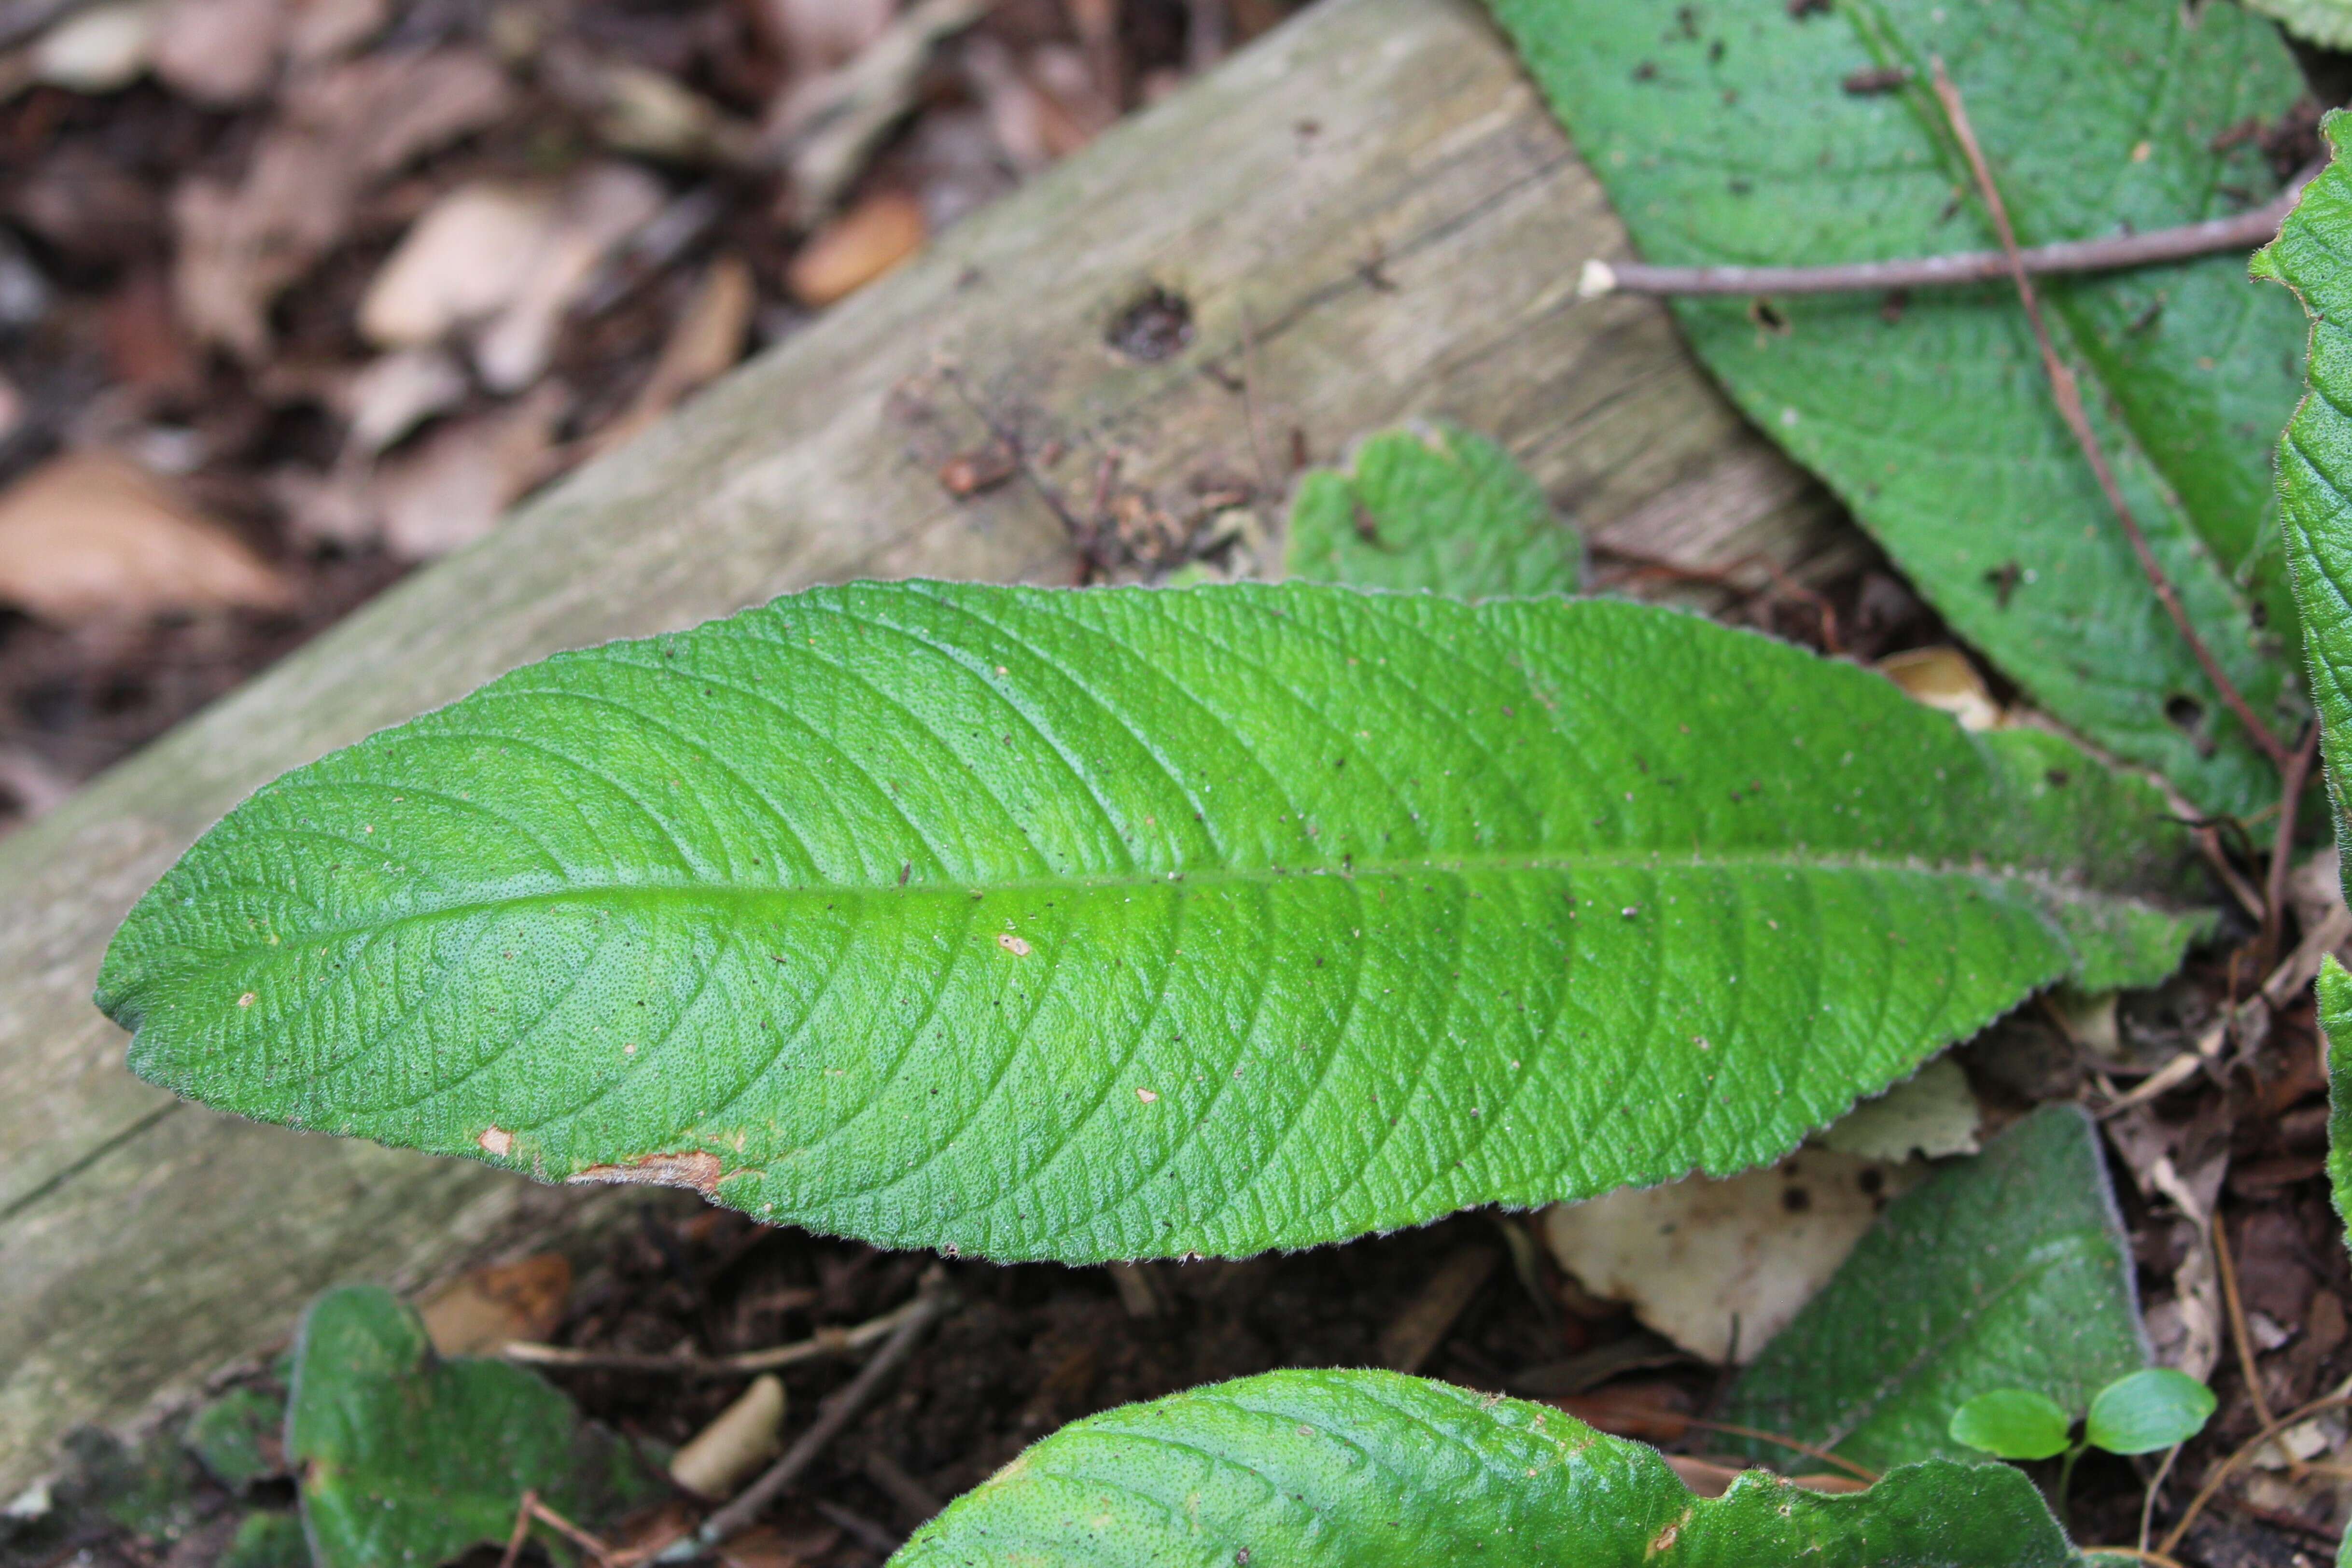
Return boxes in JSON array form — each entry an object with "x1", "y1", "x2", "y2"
[{"x1": 1578, "y1": 258, "x2": 1619, "y2": 299}]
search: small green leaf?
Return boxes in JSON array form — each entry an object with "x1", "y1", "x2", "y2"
[
  {"x1": 183, "y1": 1387, "x2": 285, "y2": 1491},
  {"x1": 288, "y1": 1286, "x2": 658, "y2": 1568},
  {"x1": 1948, "y1": 1390, "x2": 2073, "y2": 1461},
  {"x1": 1284, "y1": 424, "x2": 1578, "y2": 596},
  {"x1": 892, "y1": 1367, "x2": 2086, "y2": 1567},
  {"x1": 1720, "y1": 1105, "x2": 2148, "y2": 1473},
  {"x1": 2324, "y1": 955, "x2": 2352, "y2": 1253},
  {"x1": 2083, "y1": 1369, "x2": 2215, "y2": 1456},
  {"x1": 1489, "y1": 0, "x2": 2308, "y2": 815},
  {"x1": 221, "y1": 1512, "x2": 308, "y2": 1568}
]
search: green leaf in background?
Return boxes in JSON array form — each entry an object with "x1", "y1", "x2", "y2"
[
  {"x1": 1284, "y1": 424, "x2": 1580, "y2": 596},
  {"x1": 287, "y1": 1286, "x2": 658, "y2": 1568},
  {"x1": 101, "y1": 584, "x2": 2210, "y2": 1264},
  {"x1": 1489, "y1": 0, "x2": 2309, "y2": 816},
  {"x1": 2242, "y1": 0, "x2": 2352, "y2": 49},
  {"x1": 1948, "y1": 1389, "x2": 2072, "y2": 1462},
  {"x1": 890, "y1": 1367, "x2": 2086, "y2": 1567},
  {"x1": 2082, "y1": 1369, "x2": 2214, "y2": 1456},
  {"x1": 221, "y1": 1512, "x2": 309, "y2": 1568},
  {"x1": 183, "y1": 1387, "x2": 285, "y2": 1492},
  {"x1": 1719, "y1": 1105, "x2": 2148, "y2": 1473}
]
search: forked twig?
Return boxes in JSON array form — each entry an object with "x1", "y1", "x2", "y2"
[
  {"x1": 503, "y1": 1293, "x2": 933, "y2": 1378},
  {"x1": 2157, "y1": 1393, "x2": 2352, "y2": 1554},
  {"x1": 1929, "y1": 62, "x2": 2293, "y2": 774}
]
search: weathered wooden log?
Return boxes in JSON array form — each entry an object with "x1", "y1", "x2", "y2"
[{"x1": 0, "y1": 0, "x2": 1848, "y2": 1487}]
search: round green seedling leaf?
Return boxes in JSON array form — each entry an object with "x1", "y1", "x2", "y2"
[
  {"x1": 1947, "y1": 1389, "x2": 2073, "y2": 1460},
  {"x1": 2084, "y1": 1368, "x2": 2215, "y2": 1455}
]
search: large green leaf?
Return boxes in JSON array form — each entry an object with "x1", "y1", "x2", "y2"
[
  {"x1": 1284, "y1": 424, "x2": 1580, "y2": 597},
  {"x1": 287, "y1": 1286, "x2": 658, "y2": 1568},
  {"x1": 99, "y1": 583, "x2": 2209, "y2": 1263},
  {"x1": 2325, "y1": 956, "x2": 2352, "y2": 1256},
  {"x1": 1488, "y1": 0, "x2": 2309, "y2": 816},
  {"x1": 1719, "y1": 1104, "x2": 2147, "y2": 1474},
  {"x1": 2258, "y1": 111, "x2": 2352, "y2": 854},
  {"x1": 2242, "y1": 0, "x2": 2352, "y2": 50},
  {"x1": 889, "y1": 1367, "x2": 2087, "y2": 1567}
]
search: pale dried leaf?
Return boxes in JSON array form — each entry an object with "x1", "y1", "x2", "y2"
[
  {"x1": 373, "y1": 382, "x2": 565, "y2": 559},
  {"x1": 1877, "y1": 646, "x2": 2004, "y2": 732},
  {"x1": 417, "y1": 1254, "x2": 572, "y2": 1354},
  {"x1": 171, "y1": 48, "x2": 512, "y2": 356},
  {"x1": 669, "y1": 1375, "x2": 785, "y2": 1501},
  {"x1": 767, "y1": 0, "x2": 987, "y2": 217},
  {"x1": 0, "y1": 450, "x2": 292, "y2": 621},
  {"x1": 31, "y1": 0, "x2": 155, "y2": 92},
  {"x1": 151, "y1": 0, "x2": 282, "y2": 104},
  {"x1": 472, "y1": 164, "x2": 664, "y2": 392},
  {"x1": 1541, "y1": 1149, "x2": 1922, "y2": 1364},
  {"x1": 786, "y1": 188, "x2": 924, "y2": 306},
  {"x1": 282, "y1": 0, "x2": 381, "y2": 62},
  {"x1": 342, "y1": 346, "x2": 470, "y2": 456},
  {"x1": 594, "y1": 63, "x2": 756, "y2": 163},
  {"x1": 357, "y1": 182, "x2": 558, "y2": 349},
  {"x1": 1814, "y1": 1056, "x2": 1981, "y2": 1163},
  {"x1": 765, "y1": 0, "x2": 893, "y2": 79}
]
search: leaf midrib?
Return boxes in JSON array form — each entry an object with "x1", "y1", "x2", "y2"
[{"x1": 156, "y1": 843, "x2": 2172, "y2": 972}]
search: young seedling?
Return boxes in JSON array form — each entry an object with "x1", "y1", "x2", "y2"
[{"x1": 1949, "y1": 1368, "x2": 2215, "y2": 1510}]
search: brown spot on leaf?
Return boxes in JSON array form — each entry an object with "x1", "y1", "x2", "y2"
[
  {"x1": 569, "y1": 1148, "x2": 722, "y2": 1195},
  {"x1": 477, "y1": 1126, "x2": 513, "y2": 1156}
]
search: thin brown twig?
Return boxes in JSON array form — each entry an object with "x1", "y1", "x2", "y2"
[
  {"x1": 1586, "y1": 543, "x2": 1842, "y2": 652},
  {"x1": 503, "y1": 1293, "x2": 931, "y2": 1379},
  {"x1": 1582, "y1": 166, "x2": 2315, "y2": 298},
  {"x1": 497, "y1": 1489, "x2": 540, "y2": 1568},
  {"x1": 2137, "y1": 1442, "x2": 2182, "y2": 1554},
  {"x1": 2212, "y1": 1209, "x2": 2291, "y2": 1481},
  {"x1": 2256, "y1": 723, "x2": 2323, "y2": 974},
  {"x1": 1662, "y1": 1414, "x2": 1879, "y2": 1483},
  {"x1": 529, "y1": 1498, "x2": 617, "y2": 1565},
  {"x1": 1929, "y1": 61, "x2": 2293, "y2": 774},
  {"x1": 652, "y1": 1275, "x2": 953, "y2": 1562},
  {"x1": 2157, "y1": 1393, "x2": 2352, "y2": 1554}
]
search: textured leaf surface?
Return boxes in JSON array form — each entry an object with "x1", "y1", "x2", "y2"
[
  {"x1": 889, "y1": 1367, "x2": 2084, "y2": 1567},
  {"x1": 100, "y1": 583, "x2": 2209, "y2": 1264},
  {"x1": 287, "y1": 1286, "x2": 657, "y2": 1568},
  {"x1": 1489, "y1": 0, "x2": 2308, "y2": 816},
  {"x1": 2324, "y1": 956, "x2": 2352, "y2": 1254},
  {"x1": 1720, "y1": 1105, "x2": 2147, "y2": 1473},
  {"x1": 1283, "y1": 424, "x2": 1579, "y2": 597},
  {"x1": 2258, "y1": 112, "x2": 2352, "y2": 871}
]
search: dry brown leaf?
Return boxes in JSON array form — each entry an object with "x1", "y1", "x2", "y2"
[
  {"x1": 282, "y1": 0, "x2": 382, "y2": 62},
  {"x1": 151, "y1": 0, "x2": 283, "y2": 104},
  {"x1": 373, "y1": 380, "x2": 566, "y2": 559},
  {"x1": 765, "y1": 0, "x2": 894, "y2": 81},
  {"x1": 764, "y1": 0, "x2": 988, "y2": 219},
  {"x1": 416, "y1": 1253, "x2": 573, "y2": 1354},
  {"x1": 0, "y1": 370, "x2": 21, "y2": 445},
  {"x1": 0, "y1": 450, "x2": 292, "y2": 621},
  {"x1": 171, "y1": 48, "x2": 512, "y2": 356},
  {"x1": 787, "y1": 188, "x2": 924, "y2": 307},
  {"x1": 592, "y1": 253, "x2": 755, "y2": 454},
  {"x1": 1542, "y1": 1148, "x2": 1921, "y2": 1364},
  {"x1": 357, "y1": 181, "x2": 558, "y2": 349},
  {"x1": 342, "y1": 346, "x2": 470, "y2": 456},
  {"x1": 472, "y1": 163, "x2": 664, "y2": 392}
]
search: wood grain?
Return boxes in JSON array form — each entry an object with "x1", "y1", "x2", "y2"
[{"x1": 0, "y1": 0, "x2": 1843, "y2": 1486}]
